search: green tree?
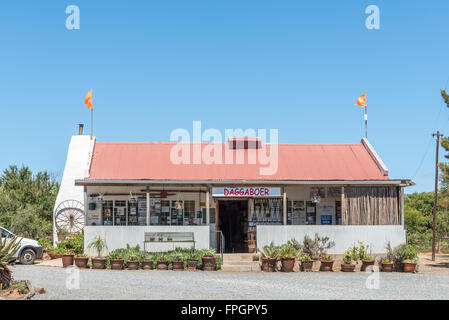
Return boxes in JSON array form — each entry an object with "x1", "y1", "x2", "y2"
[
  {"x1": 0, "y1": 165, "x2": 59, "y2": 239},
  {"x1": 439, "y1": 89, "x2": 449, "y2": 191}
]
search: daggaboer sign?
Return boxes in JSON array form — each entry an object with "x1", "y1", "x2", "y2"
[{"x1": 212, "y1": 187, "x2": 282, "y2": 198}]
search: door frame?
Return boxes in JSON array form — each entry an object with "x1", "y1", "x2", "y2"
[{"x1": 215, "y1": 198, "x2": 250, "y2": 253}]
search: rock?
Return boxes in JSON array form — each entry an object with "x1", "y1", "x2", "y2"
[{"x1": 34, "y1": 286, "x2": 46, "y2": 294}]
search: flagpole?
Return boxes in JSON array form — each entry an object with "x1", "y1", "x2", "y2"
[
  {"x1": 91, "y1": 107, "x2": 93, "y2": 140},
  {"x1": 365, "y1": 105, "x2": 367, "y2": 139}
]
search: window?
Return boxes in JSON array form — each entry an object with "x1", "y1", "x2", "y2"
[
  {"x1": 114, "y1": 200, "x2": 127, "y2": 226},
  {"x1": 102, "y1": 200, "x2": 113, "y2": 226},
  {"x1": 184, "y1": 200, "x2": 196, "y2": 225},
  {"x1": 305, "y1": 201, "x2": 317, "y2": 225},
  {"x1": 202, "y1": 208, "x2": 216, "y2": 224},
  {"x1": 1, "y1": 228, "x2": 12, "y2": 238}
]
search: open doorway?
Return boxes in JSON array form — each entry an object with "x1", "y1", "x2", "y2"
[{"x1": 218, "y1": 200, "x2": 248, "y2": 253}]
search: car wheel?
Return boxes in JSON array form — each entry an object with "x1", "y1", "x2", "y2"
[{"x1": 20, "y1": 249, "x2": 36, "y2": 265}]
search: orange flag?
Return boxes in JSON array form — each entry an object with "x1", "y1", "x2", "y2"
[
  {"x1": 84, "y1": 89, "x2": 93, "y2": 109},
  {"x1": 355, "y1": 92, "x2": 366, "y2": 107}
]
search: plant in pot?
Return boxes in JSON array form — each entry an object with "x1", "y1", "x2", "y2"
[
  {"x1": 108, "y1": 249, "x2": 125, "y2": 270},
  {"x1": 298, "y1": 253, "x2": 313, "y2": 272},
  {"x1": 74, "y1": 253, "x2": 89, "y2": 268},
  {"x1": 301, "y1": 234, "x2": 335, "y2": 261},
  {"x1": 259, "y1": 244, "x2": 280, "y2": 272},
  {"x1": 171, "y1": 252, "x2": 185, "y2": 271},
  {"x1": 381, "y1": 258, "x2": 394, "y2": 272},
  {"x1": 62, "y1": 249, "x2": 74, "y2": 268},
  {"x1": 125, "y1": 251, "x2": 140, "y2": 270},
  {"x1": 156, "y1": 253, "x2": 169, "y2": 270},
  {"x1": 142, "y1": 252, "x2": 154, "y2": 270},
  {"x1": 252, "y1": 253, "x2": 260, "y2": 262},
  {"x1": 401, "y1": 245, "x2": 418, "y2": 273},
  {"x1": 248, "y1": 243, "x2": 256, "y2": 254},
  {"x1": 358, "y1": 242, "x2": 375, "y2": 271},
  {"x1": 279, "y1": 242, "x2": 297, "y2": 272},
  {"x1": 187, "y1": 249, "x2": 199, "y2": 271},
  {"x1": 381, "y1": 242, "x2": 395, "y2": 272},
  {"x1": 340, "y1": 250, "x2": 356, "y2": 272},
  {"x1": 320, "y1": 255, "x2": 334, "y2": 272},
  {"x1": 87, "y1": 235, "x2": 107, "y2": 269},
  {"x1": 391, "y1": 243, "x2": 418, "y2": 273},
  {"x1": 48, "y1": 247, "x2": 63, "y2": 260},
  {"x1": 201, "y1": 249, "x2": 217, "y2": 271}
]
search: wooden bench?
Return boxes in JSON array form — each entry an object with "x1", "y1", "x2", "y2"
[{"x1": 144, "y1": 232, "x2": 195, "y2": 251}]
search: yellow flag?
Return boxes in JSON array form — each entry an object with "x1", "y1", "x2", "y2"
[
  {"x1": 355, "y1": 92, "x2": 366, "y2": 107},
  {"x1": 84, "y1": 89, "x2": 93, "y2": 109}
]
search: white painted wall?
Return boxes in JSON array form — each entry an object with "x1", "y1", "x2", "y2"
[
  {"x1": 257, "y1": 225, "x2": 406, "y2": 254},
  {"x1": 53, "y1": 135, "x2": 95, "y2": 244},
  {"x1": 84, "y1": 226, "x2": 210, "y2": 255}
]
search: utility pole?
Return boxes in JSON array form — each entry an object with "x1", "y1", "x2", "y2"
[{"x1": 432, "y1": 131, "x2": 443, "y2": 261}]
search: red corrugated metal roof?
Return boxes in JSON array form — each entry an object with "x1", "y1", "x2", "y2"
[{"x1": 86, "y1": 141, "x2": 389, "y2": 181}]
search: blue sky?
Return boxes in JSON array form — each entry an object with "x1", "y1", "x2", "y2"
[{"x1": 0, "y1": 0, "x2": 449, "y2": 193}]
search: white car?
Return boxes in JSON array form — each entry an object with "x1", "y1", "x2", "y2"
[{"x1": 1, "y1": 226, "x2": 43, "y2": 264}]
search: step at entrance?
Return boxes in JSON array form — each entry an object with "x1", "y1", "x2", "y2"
[{"x1": 220, "y1": 254, "x2": 261, "y2": 272}]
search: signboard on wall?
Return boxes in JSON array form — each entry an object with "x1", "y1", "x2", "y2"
[{"x1": 212, "y1": 187, "x2": 282, "y2": 198}]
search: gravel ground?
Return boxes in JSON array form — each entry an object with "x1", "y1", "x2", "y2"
[{"x1": 10, "y1": 265, "x2": 449, "y2": 300}]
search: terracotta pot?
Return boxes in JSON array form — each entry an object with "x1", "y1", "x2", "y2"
[
  {"x1": 187, "y1": 259, "x2": 198, "y2": 270},
  {"x1": 127, "y1": 261, "x2": 139, "y2": 270},
  {"x1": 202, "y1": 256, "x2": 216, "y2": 271},
  {"x1": 248, "y1": 247, "x2": 256, "y2": 253},
  {"x1": 402, "y1": 262, "x2": 416, "y2": 273},
  {"x1": 341, "y1": 263, "x2": 356, "y2": 272},
  {"x1": 91, "y1": 258, "x2": 106, "y2": 269},
  {"x1": 381, "y1": 262, "x2": 394, "y2": 272},
  {"x1": 157, "y1": 260, "x2": 169, "y2": 270},
  {"x1": 74, "y1": 257, "x2": 89, "y2": 268},
  {"x1": 320, "y1": 260, "x2": 334, "y2": 272},
  {"x1": 62, "y1": 254, "x2": 74, "y2": 268},
  {"x1": 261, "y1": 258, "x2": 277, "y2": 272},
  {"x1": 361, "y1": 260, "x2": 375, "y2": 272},
  {"x1": 300, "y1": 260, "x2": 313, "y2": 272},
  {"x1": 49, "y1": 253, "x2": 62, "y2": 260},
  {"x1": 110, "y1": 259, "x2": 124, "y2": 270},
  {"x1": 142, "y1": 260, "x2": 154, "y2": 270},
  {"x1": 172, "y1": 261, "x2": 184, "y2": 271},
  {"x1": 281, "y1": 257, "x2": 295, "y2": 272}
]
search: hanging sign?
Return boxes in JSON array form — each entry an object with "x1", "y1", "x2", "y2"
[{"x1": 212, "y1": 187, "x2": 281, "y2": 198}]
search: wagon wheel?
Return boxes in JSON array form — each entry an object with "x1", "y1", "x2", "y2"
[{"x1": 55, "y1": 200, "x2": 85, "y2": 234}]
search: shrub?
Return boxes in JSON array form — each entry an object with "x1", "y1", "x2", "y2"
[{"x1": 301, "y1": 234, "x2": 335, "y2": 260}]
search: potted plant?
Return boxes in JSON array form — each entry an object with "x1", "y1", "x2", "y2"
[
  {"x1": 340, "y1": 250, "x2": 356, "y2": 272},
  {"x1": 248, "y1": 243, "x2": 256, "y2": 254},
  {"x1": 108, "y1": 250, "x2": 125, "y2": 270},
  {"x1": 87, "y1": 235, "x2": 107, "y2": 269},
  {"x1": 74, "y1": 253, "x2": 89, "y2": 268},
  {"x1": 402, "y1": 245, "x2": 418, "y2": 273},
  {"x1": 252, "y1": 254, "x2": 260, "y2": 262},
  {"x1": 201, "y1": 249, "x2": 217, "y2": 271},
  {"x1": 298, "y1": 253, "x2": 313, "y2": 272},
  {"x1": 62, "y1": 250, "x2": 74, "y2": 268},
  {"x1": 187, "y1": 250, "x2": 199, "y2": 270},
  {"x1": 142, "y1": 253, "x2": 154, "y2": 270},
  {"x1": 259, "y1": 244, "x2": 279, "y2": 272},
  {"x1": 358, "y1": 242, "x2": 375, "y2": 271},
  {"x1": 279, "y1": 242, "x2": 296, "y2": 272},
  {"x1": 381, "y1": 259, "x2": 394, "y2": 272},
  {"x1": 48, "y1": 247, "x2": 64, "y2": 260},
  {"x1": 156, "y1": 253, "x2": 169, "y2": 270},
  {"x1": 320, "y1": 255, "x2": 334, "y2": 272},
  {"x1": 172, "y1": 252, "x2": 185, "y2": 271},
  {"x1": 125, "y1": 251, "x2": 140, "y2": 270},
  {"x1": 391, "y1": 243, "x2": 418, "y2": 273}
]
